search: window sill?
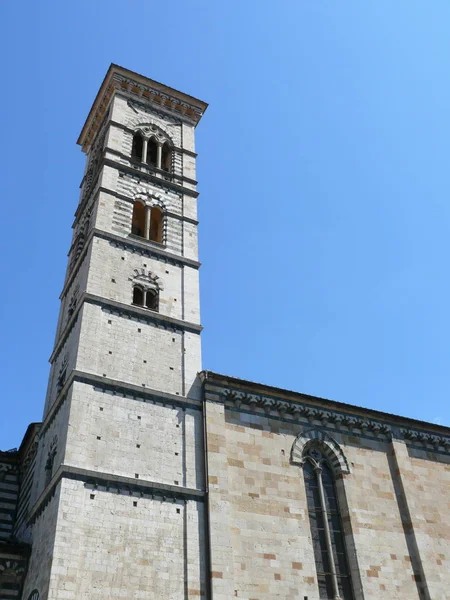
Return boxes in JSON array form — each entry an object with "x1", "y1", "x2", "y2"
[
  {"x1": 129, "y1": 234, "x2": 165, "y2": 248},
  {"x1": 131, "y1": 302, "x2": 159, "y2": 313}
]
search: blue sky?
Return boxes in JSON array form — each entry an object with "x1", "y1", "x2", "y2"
[{"x1": 1, "y1": 1, "x2": 450, "y2": 449}]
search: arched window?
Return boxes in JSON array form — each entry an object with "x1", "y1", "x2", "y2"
[
  {"x1": 149, "y1": 206, "x2": 163, "y2": 243},
  {"x1": 146, "y1": 288, "x2": 159, "y2": 311},
  {"x1": 161, "y1": 141, "x2": 172, "y2": 172},
  {"x1": 303, "y1": 444, "x2": 354, "y2": 600},
  {"x1": 131, "y1": 201, "x2": 146, "y2": 237},
  {"x1": 147, "y1": 137, "x2": 158, "y2": 166},
  {"x1": 132, "y1": 286, "x2": 144, "y2": 306},
  {"x1": 131, "y1": 132, "x2": 143, "y2": 161},
  {"x1": 132, "y1": 285, "x2": 159, "y2": 312}
]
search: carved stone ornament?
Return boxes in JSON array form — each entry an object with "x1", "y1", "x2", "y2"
[
  {"x1": 290, "y1": 428, "x2": 351, "y2": 475},
  {"x1": 221, "y1": 388, "x2": 450, "y2": 454},
  {"x1": 129, "y1": 268, "x2": 163, "y2": 291},
  {"x1": 0, "y1": 558, "x2": 26, "y2": 582},
  {"x1": 222, "y1": 389, "x2": 391, "y2": 437},
  {"x1": 134, "y1": 122, "x2": 173, "y2": 146}
]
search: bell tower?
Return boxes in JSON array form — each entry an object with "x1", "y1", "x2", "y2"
[{"x1": 22, "y1": 65, "x2": 208, "y2": 599}]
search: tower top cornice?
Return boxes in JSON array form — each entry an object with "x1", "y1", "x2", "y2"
[{"x1": 77, "y1": 63, "x2": 208, "y2": 152}]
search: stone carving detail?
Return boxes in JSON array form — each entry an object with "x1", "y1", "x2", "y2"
[
  {"x1": 67, "y1": 284, "x2": 80, "y2": 321},
  {"x1": 45, "y1": 435, "x2": 58, "y2": 482},
  {"x1": 56, "y1": 355, "x2": 69, "y2": 395},
  {"x1": 0, "y1": 462, "x2": 16, "y2": 482},
  {"x1": 222, "y1": 389, "x2": 391, "y2": 436},
  {"x1": 221, "y1": 388, "x2": 450, "y2": 454},
  {"x1": 0, "y1": 558, "x2": 26, "y2": 582},
  {"x1": 22, "y1": 440, "x2": 39, "y2": 474},
  {"x1": 129, "y1": 268, "x2": 163, "y2": 291},
  {"x1": 291, "y1": 428, "x2": 351, "y2": 475},
  {"x1": 400, "y1": 428, "x2": 450, "y2": 452},
  {"x1": 68, "y1": 206, "x2": 92, "y2": 276},
  {"x1": 83, "y1": 123, "x2": 107, "y2": 202},
  {"x1": 134, "y1": 122, "x2": 173, "y2": 146}
]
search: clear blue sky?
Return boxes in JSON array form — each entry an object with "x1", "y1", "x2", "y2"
[{"x1": 1, "y1": 1, "x2": 450, "y2": 449}]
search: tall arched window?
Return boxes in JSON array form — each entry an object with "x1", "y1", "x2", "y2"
[
  {"x1": 147, "y1": 137, "x2": 158, "y2": 166},
  {"x1": 131, "y1": 132, "x2": 143, "y2": 161},
  {"x1": 132, "y1": 201, "x2": 146, "y2": 237},
  {"x1": 161, "y1": 141, "x2": 172, "y2": 172},
  {"x1": 303, "y1": 444, "x2": 354, "y2": 600},
  {"x1": 149, "y1": 206, "x2": 163, "y2": 243}
]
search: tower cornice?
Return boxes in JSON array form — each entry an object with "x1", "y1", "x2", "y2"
[{"x1": 77, "y1": 64, "x2": 208, "y2": 152}]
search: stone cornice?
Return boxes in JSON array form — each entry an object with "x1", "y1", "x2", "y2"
[
  {"x1": 78, "y1": 64, "x2": 208, "y2": 152},
  {"x1": 202, "y1": 372, "x2": 450, "y2": 455},
  {"x1": 103, "y1": 156, "x2": 199, "y2": 198},
  {"x1": 103, "y1": 148, "x2": 198, "y2": 188},
  {"x1": 50, "y1": 290, "x2": 202, "y2": 364},
  {"x1": 60, "y1": 226, "x2": 200, "y2": 300},
  {"x1": 40, "y1": 369, "x2": 202, "y2": 438},
  {"x1": 92, "y1": 187, "x2": 199, "y2": 226},
  {"x1": 28, "y1": 464, "x2": 204, "y2": 524},
  {"x1": 96, "y1": 228, "x2": 201, "y2": 268},
  {"x1": 85, "y1": 293, "x2": 202, "y2": 333}
]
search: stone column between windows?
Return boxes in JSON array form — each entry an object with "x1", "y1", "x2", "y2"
[
  {"x1": 144, "y1": 206, "x2": 151, "y2": 240},
  {"x1": 157, "y1": 143, "x2": 162, "y2": 169},
  {"x1": 315, "y1": 464, "x2": 342, "y2": 600},
  {"x1": 142, "y1": 138, "x2": 148, "y2": 164}
]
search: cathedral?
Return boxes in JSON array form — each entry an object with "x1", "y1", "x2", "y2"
[{"x1": 1, "y1": 64, "x2": 449, "y2": 600}]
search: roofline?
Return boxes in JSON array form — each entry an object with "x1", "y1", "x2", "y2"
[
  {"x1": 77, "y1": 63, "x2": 208, "y2": 148},
  {"x1": 200, "y1": 370, "x2": 450, "y2": 435}
]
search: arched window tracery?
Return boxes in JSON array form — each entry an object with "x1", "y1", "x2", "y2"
[
  {"x1": 302, "y1": 443, "x2": 354, "y2": 600},
  {"x1": 130, "y1": 127, "x2": 173, "y2": 172}
]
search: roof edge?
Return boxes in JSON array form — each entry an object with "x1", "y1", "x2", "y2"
[
  {"x1": 200, "y1": 370, "x2": 450, "y2": 436},
  {"x1": 77, "y1": 64, "x2": 208, "y2": 150}
]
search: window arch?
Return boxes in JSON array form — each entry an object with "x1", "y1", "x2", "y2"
[
  {"x1": 132, "y1": 201, "x2": 146, "y2": 238},
  {"x1": 302, "y1": 442, "x2": 354, "y2": 600},
  {"x1": 132, "y1": 285, "x2": 159, "y2": 312},
  {"x1": 161, "y1": 141, "x2": 172, "y2": 172},
  {"x1": 131, "y1": 132, "x2": 143, "y2": 161}
]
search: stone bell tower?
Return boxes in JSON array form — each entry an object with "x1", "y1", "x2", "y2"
[{"x1": 21, "y1": 65, "x2": 208, "y2": 599}]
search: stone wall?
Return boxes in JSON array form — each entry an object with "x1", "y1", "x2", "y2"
[{"x1": 203, "y1": 373, "x2": 450, "y2": 600}]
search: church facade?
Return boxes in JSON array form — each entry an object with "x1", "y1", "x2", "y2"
[{"x1": 0, "y1": 64, "x2": 449, "y2": 600}]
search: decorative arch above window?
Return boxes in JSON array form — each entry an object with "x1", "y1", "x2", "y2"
[
  {"x1": 27, "y1": 590, "x2": 40, "y2": 600},
  {"x1": 291, "y1": 430, "x2": 354, "y2": 600},
  {"x1": 131, "y1": 124, "x2": 173, "y2": 172},
  {"x1": 291, "y1": 428, "x2": 350, "y2": 475}
]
